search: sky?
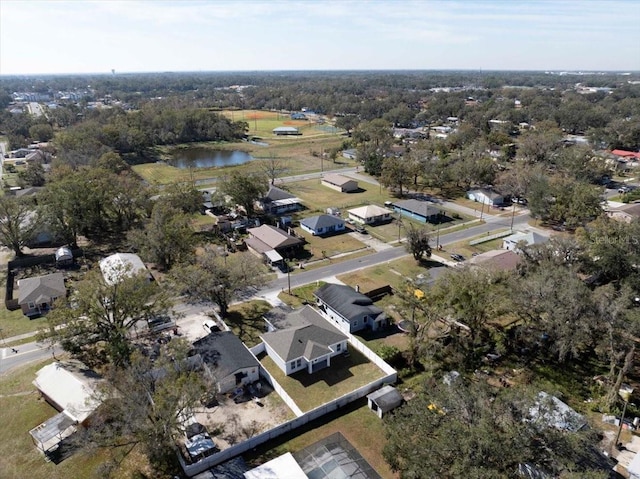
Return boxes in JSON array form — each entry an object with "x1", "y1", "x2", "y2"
[{"x1": 1, "y1": 0, "x2": 639, "y2": 75}]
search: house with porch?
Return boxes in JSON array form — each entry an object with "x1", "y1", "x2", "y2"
[
  {"x1": 245, "y1": 224, "x2": 304, "y2": 266},
  {"x1": 300, "y1": 214, "x2": 345, "y2": 236},
  {"x1": 17, "y1": 272, "x2": 66, "y2": 317},
  {"x1": 260, "y1": 185, "x2": 303, "y2": 215},
  {"x1": 261, "y1": 305, "x2": 348, "y2": 376},
  {"x1": 314, "y1": 283, "x2": 388, "y2": 334},
  {"x1": 192, "y1": 331, "x2": 260, "y2": 394}
]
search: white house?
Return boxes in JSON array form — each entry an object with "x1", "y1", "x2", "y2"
[
  {"x1": 467, "y1": 188, "x2": 504, "y2": 206},
  {"x1": 300, "y1": 214, "x2": 345, "y2": 236},
  {"x1": 502, "y1": 231, "x2": 548, "y2": 251},
  {"x1": 260, "y1": 306, "x2": 348, "y2": 376},
  {"x1": 347, "y1": 205, "x2": 393, "y2": 225},
  {"x1": 99, "y1": 253, "x2": 151, "y2": 285},
  {"x1": 314, "y1": 283, "x2": 388, "y2": 334}
]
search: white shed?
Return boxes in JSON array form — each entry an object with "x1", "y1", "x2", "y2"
[{"x1": 367, "y1": 385, "x2": 403, "y2": 418}]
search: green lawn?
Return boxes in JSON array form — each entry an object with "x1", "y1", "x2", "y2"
[
  {"x1": 278, "y1": 281, "x2": 326, "y2": 308},
  {"x1": 258, "y1": 349, "x2": 386, "y2": 413},
  {"x1": 337, "y1": 256, "x2": 431, "y2": 292},
  {"x1": 295, "y1": 226, "x2": 368, "y2": 261},
  {"x1": 244, "y1": 399, "x2": 396, "y2": 479},
  {"x1": 224, "y1": 300, "x2": 272, "y2": 347},
  {"x1": 0, "y1": 360, "x2": 146, "y2": 479},
  {"x1": 444, "y1": 231, "x2": 511, "y2": 260}
]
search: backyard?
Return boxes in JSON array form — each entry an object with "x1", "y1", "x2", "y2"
[
  {"x1": 258, "y1": 349, "x2": 387, "y2": 412},
  {"x1": 224, "y1": 300, "x2": 272, "y2": 348}
]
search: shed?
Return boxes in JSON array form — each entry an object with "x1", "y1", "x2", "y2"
[
  {"x1": 273, "y1": 127, "x2": 300, "y2": 136},
  {"x1": 55, "y1": 246, "x2": 73, "y2": 266},
  {"x1": 367, "y1": 385, "x2": 403, "y2": 418}
]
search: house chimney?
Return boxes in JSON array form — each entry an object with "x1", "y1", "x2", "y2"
[{"x1": 355, "y1": 284, "x2": 360, "y2": 293}]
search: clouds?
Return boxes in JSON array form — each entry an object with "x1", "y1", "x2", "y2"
[{"x1": 1, "y1": 0, "x2": 638, "y2": 74}]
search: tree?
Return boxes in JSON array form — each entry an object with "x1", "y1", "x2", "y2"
[
  {"x1": 172, "y1": 247, "x2": 267, "y2": 317},
  {"x1": 379, "y1": 157, "x2": 412, "y2": 197},
  {"x1": 128, "y1": 202, "x2": 195, "y2": 272},
  {"x1": 42, "y1": 267, "x2": 173, "y2": 368},
  {"x1": 28, "y1": 123, "x2": 54, "y2": 142},
  {"x1": 259, "y1": 155, "x2": 288, "y2": 185},
  {"x1": 0, "y1": 195, "x2": 39, "y2": 256},
  {"x1": 384, "y1": 380, "x2": 607, "y2": 479},
  {"x1": 17, "y1": 161, "x2": 46, "y2": 187},
  {"x1": 160, "y1": 182, "x2": 203, "y2": 214},
  {"x1": 80, "y1": 340, "x2": 212, "y2": 475},
  {"x1": 219, "y1": 172, "x2": 268, "y2": 216},
  {"x1": 404, "y1": 224, "x2": 432, "y2": 262}
]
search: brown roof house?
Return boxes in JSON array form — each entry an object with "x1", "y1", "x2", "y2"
[
  {"x1": 321, "y1": 173, "x2": 358, "y2": 193},
  {"x1": 17, "y1": 272, "x2": 66, "y2": 317},
  {"x1": 467, "y1": 249, "x2": 521, "y2": 272},
  {"x1": 261, "y1": 305, "x2": 348, "y2": 375},
  {"x1": 245, "y1": 224, "x2": 304, "y2": 266},
  {"x1": 607, "y1": 203, "x2": 640, "y2": 223}
]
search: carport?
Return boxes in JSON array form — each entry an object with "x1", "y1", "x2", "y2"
[{"x1": 264, "y1": 249, "x2": 283, "y2": 266}]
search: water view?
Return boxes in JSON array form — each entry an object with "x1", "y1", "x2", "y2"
[{"x1": 169, "y1": 148, "x2": 253, "y2": 169}]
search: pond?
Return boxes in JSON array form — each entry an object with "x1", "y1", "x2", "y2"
[{"x1": 169, "y1": 148, "x2": 253, "y2": 169}]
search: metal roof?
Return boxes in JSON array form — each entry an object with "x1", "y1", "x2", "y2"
[{"x1": 99, "y1": 253, "x2": 150, "y2": 285}]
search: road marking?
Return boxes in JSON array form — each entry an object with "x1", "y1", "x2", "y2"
[{"x1": 0, "y1": 348, "x2": 6, "y2": 359}]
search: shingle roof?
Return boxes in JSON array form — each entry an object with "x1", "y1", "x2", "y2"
[
  {"x1": 261, "y1": 306, "x2": 347, "y2": 362},
  {"x1": 314, "y1": 283, "x2": 384, "y2": 322},
  {"x1": 192, "y1": 331, "x2": 259, "y2": 380},
  {"x1": 393, "y1": 199, "x2": 440, "y2": 218},
  {"x1": 617, "y1": 203, "x2": 640, "y2": 218},
  {"x1": 18, "y1": 272, "x2": 66, "y2": 305},
  {"x1": 265, "y1": 185, "x2": 295, "y2": 202},
  {"x1": 322, "y1": 173, "x2": 356, "y2": 187},
  {"x1": 301, "y1": 214, "x2": 345, "y2": 230},
  {"x1": 468, "y1": 249, "x2": 521, "y2": 271},
  {"x1": 247, "y1": 225, "x2": 303, "y2": 251},
  {"x1": 348, "y1": 205, "x2": 392, "y2": 219},
  {"x1": 503, "y1": 231, "x2": 548, "y2": 246},
  {"x1": 367, "y1": 385, "x2": 403, "y2": 413}
]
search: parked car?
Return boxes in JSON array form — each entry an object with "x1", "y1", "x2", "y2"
[
  {"x1": 450, "y1": 253, "x2": 465, "y2": 262},
  {"x1": 355, "y1": 225, "x2": 367, "y2": 234},
  {"x1": 619, "y1": 186, "x2": 631, "y2": 194}
]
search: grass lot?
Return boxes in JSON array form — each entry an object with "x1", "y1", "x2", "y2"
[
  {"x1": 337, "y1": 256, "x2": 432, "y2": 292},
  {"x1": 444, "y1": 232, "x2": 511, "y2": 260},
  {"x1": 244, "y1": 398, "x2": 396, "y2": 478},
  {"x1": 287, "y1": 178, "x2": 392, "y2": 214},
  {"x1": 0, "y1": 359, "x2": 148, "y2": 479},
  {"x1": 295, "y1": 228, "x2": 367, "y2": 261},
  {"x1": 259, "y1": 349, "x2": 386, "y2": 412},
  {"x1": 278, "y1": 282, "x2": 326, "y2": 308},
  {"x1": 224, "y1": 300, "x2": 272, "y2": 347}
]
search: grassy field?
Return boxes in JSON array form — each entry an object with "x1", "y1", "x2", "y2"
[
  {"x1": 277, "y1": 282, "x2": 326, "y2": 308},
  {"x1": 224, "y1": 300, "x2": 272, "y2": 347},
  {"x1": 337, "y1": 256, "x2": 430, "y2": 292},
  {"x1": 295, "y1": 227, "x2": 368, "y2": 261},
  {"x1": 0, "y1": 359, "x2": 148, "y2": 479},
  {"x1": 287, "y1": 178, "x2": 392, "y2": 214},
  {"x1": 443, "y1": 231, "x2": 511, "y2": 260},
  {"x1": 259, "y1": 349, "x2": 386, "y2": 413},
  {"x1": 132, "y1": 109, "x2": 351, "y2": 186},
  {"x1": 244, "y1": 398, "x2": 396, "y2": 478}
]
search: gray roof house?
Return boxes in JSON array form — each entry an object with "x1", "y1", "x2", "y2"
[
  {"x1": 192, "y1": 331, "x2": 260, "y2": 394},
  {"x1": 300, "y1": 214, "x2": 345, "y2": 236},
  {"x1": 314, "y1": 283, "x2": 388, "y2": 333},
  {"x1": 502, "y1": 231, "x2": 548, "y2": 251},
  {"x1": 392, "y1": 199, "x2": 442, "y2": 223},
  {"x1": 261, "y1": 305, "x2": 348, "y2": 375},
  {"x1": 260, "y1": 185, "x2": 302, "y2": 215},
  {"x1": 17, "y1": 272, "x2": 66, "y2": 317}
]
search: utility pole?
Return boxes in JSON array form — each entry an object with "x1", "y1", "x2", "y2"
[
  {"x1": 287, "y1": 260, "x2": 291, "y2": 295},
  {"x1": 510, "y1": 201, "x2": 516, "y2": 231},
  {"x1": 480, "y1": 200, "x2": 485, "y2": 220}
]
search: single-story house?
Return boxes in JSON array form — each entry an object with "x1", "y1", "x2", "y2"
[
  {"x1": 300, "y1": 214, "x2": 345, "y2": 236},
  {"x1": 467, "y1": 249, "x2": 521, "y2": 272},
  {"x1": 273, "y1": 126, "x2": 299, "y2": 136},
  {"x1": 314, "y1": 283, "x2": 388, "y2": 334},
  {"x1": 17, "y1": 272, "x2": 66, "y2": 317},
  {"x1": 467, "y1": 188, "x2": 504, "y2": 206},
  {"x1": 529, "y1": 391, "x2": 587, "y2": 432},
  {"x1": 261, "y1": 305, "x2": 348, "y2": 375},
  {"x1": 321, "y1": 173, "x2": 359, "y2": 193},
  {"x1": 260, "y1": 185, "x2": 302, "y2": 215},
  {"x1": 367, "y1": 385, "x2": 403, "y2": 418},
  {"x1": 502, "y1": 231, "x2": 548, "y2": 251},
  {"x1": 392, "y1": 199, "x2": 441, "y2": 223},
  {"x1": 99, "y1": 253, "x2": 152, "y2": 285},
  {"x1": 192, "y1": 331, "x2": 260, "y2": 394},
  {"x1": 342, "y1": 149, "x2": 357, "y2": 160},
  {"x1": 30, "y1": 361, "x2": 103, "y2": 453},
  {"x1": 347, "y1": 205, "x2": 393, "y2": 225},
  {"x1": 607, "y1": 202, "x2": 640, "y2": 223},
  {"x1": 611, "y1": 149, "x2": 640, "y2": 161},
  {"x1": 245, "y1": 224, "x2": 304, "y2": 265}
]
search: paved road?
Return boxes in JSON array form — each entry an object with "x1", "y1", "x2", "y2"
[{"x1": 0, "y1": 340, "x2": 63, "y2": 376}]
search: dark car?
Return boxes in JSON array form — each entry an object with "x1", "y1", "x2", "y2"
[{"x1": 450, "y1": 253, "x2": 465, "y2": 262}]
